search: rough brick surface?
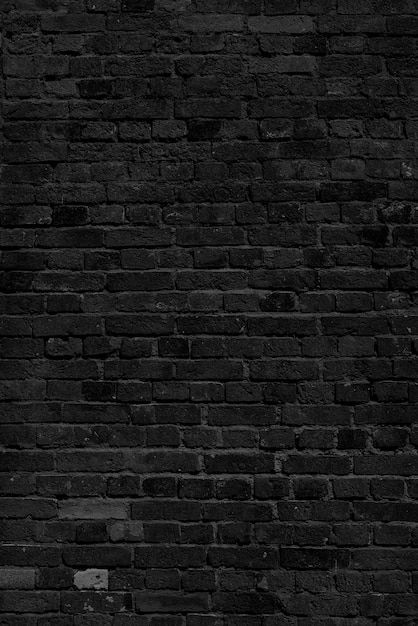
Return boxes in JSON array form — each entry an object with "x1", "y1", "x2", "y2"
[{"x1": 1, "y1": 0, "x2": 418, "y2": 622}]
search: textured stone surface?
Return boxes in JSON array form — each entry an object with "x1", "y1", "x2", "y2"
[
  {"x1": 73, "y1": 569, "x2": 109, "y2": 590},
  {"x1": 1, "y1": 0, "x2": 418, "y2": 622}
]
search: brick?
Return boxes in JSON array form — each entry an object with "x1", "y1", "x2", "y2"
[
  {"x1": 135, "y1": 591, "x2": 209, "y2": 612},
  {"x1": 61, "y1": 591, "x2": 130, "y2": 613},
  {"x1": 58, "y1": 500, "x2": 129, "y2": 520},
  {"x1": 248, "y1": 16, "x2": 314, "y2": 33},
  {"x1": 0, "y1": 591, "x2": 59, "y2": 613},
  {"x1": 179, "y1": 15, "x2": 244, "y2": 32},
  {"x1": 281, "y1": 548, "x2": 349, "y2": 569},
  {"x1": 63, "y1": 547, "x2": 131, "y2": 568},
  {"x1": 41, "y1": 14, "x2": 105, "y2": 32},
  {"x1": 1, "y1": 1, "x2": 416, "y2": 621},
  {"x1": 73, "y1": 569, "x2": 108, "y2": 590},
  {"x1": 0, "y1": 569, "x2": 35, "y2": 589}
]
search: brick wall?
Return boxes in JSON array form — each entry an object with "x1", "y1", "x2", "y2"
[{"x1": 1, "y1": 0, "x2": 418, "y2": 623}]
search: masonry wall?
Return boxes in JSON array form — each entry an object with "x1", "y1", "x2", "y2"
[{"x1": 1, "y1": 0, "x2": 418, "y2": 623}]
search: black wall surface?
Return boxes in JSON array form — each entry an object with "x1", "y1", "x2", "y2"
[{"x1": 1, "y1": 0, "x2": 418, "y2": 623}]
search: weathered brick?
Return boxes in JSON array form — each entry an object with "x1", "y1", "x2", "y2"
[
  {"x1": 73, "y1": 569, "x2": 108, "y2": 590},
  {"x1": 1, "y1": 1, "x2": 415, "y2": 621}
]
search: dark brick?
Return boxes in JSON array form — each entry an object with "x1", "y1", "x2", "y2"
[{"x1": 1, "y1": 2, "x2": 415, "y2": 621}]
